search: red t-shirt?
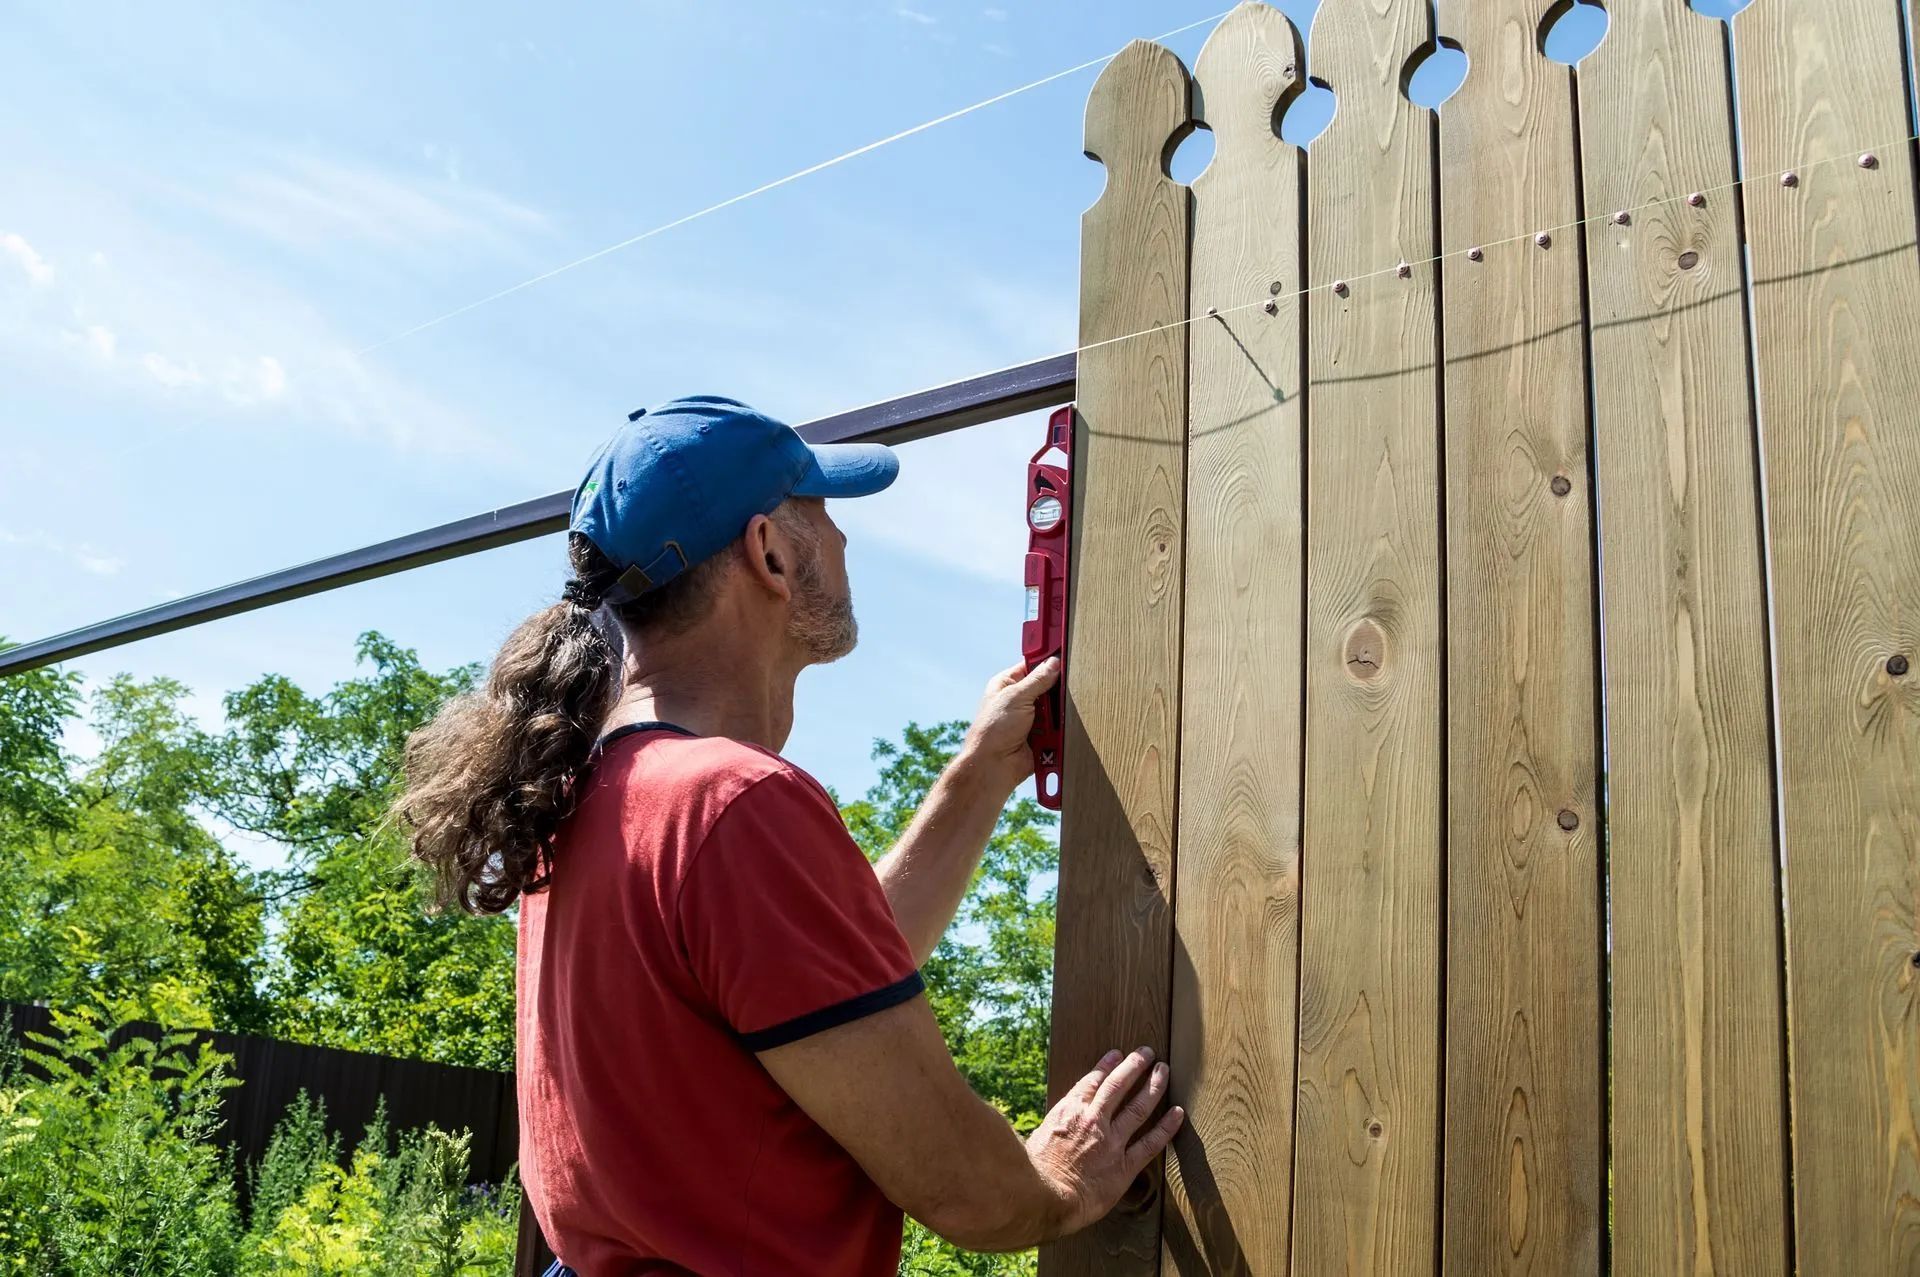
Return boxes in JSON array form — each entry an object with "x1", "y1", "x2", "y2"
[{"x1": 516, "y1": 723, "x2": 924, "y2": 1276}]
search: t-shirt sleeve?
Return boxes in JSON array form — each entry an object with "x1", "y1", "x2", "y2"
[{"x1": 675, "y1": 767, "x2": 923, "y2": 1052}]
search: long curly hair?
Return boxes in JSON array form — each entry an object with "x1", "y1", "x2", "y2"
[{"x1": 394, "y1": 531, "x2": 730, "y2": 916}]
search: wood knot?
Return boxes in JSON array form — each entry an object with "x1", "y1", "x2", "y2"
[
  {"x1": 1366, "y1": 1119, "x2": 1385, "y2": 1139},
  {"x1": 1677, "y1": 250, "x2": 1700, "y2": 271},
  {"x1": 1550, "y1": 475, "x2": 1572, "y2": 497},
  {"x1": 1889, "y1": 654, "x2": 1910, "y2": 677},
  {"x1": 1556, "y1": 809, "x2": 1579, "y2": 832},
  {"x1": 1344, "y1": 621, "x2": 1386, "y2": 680}
]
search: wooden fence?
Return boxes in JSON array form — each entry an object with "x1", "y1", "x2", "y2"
[
  {"x1": 2, "y1": 1002, "x2": 522, "y2": 1197},
  {"x1": 1046, "y1": 2, "x2": 1919, "y2": 1274}
]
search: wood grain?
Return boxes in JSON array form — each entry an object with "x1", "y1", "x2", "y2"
[
  {"x1": 1291, "y1": 1, "x2": 1443, "y2": 1273},
  {"x1": 1733, "y1": 0, "x2": 1920, "y2": 1269},
  {"x1": 1161, "y1": 6, "x2": 1303, "y2": 1274},
  {"x1": 1434, "y1": 1, "x2": 1604, "y2": 1270},
  {"x1": 1042, "y1": 37, "x2": 1191, "y2": 1277},
  {"x1": 1574, "y1": 4, "x2": 1792, "y2": 1272}
]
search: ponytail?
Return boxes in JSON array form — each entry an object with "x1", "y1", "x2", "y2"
[{"x1": 397, "y1": 532, "x2": 733, "y2": 915}]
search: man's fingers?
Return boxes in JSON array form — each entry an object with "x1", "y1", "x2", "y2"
[
  {"x1": 1072, "y1": 1049, "x2": 1124, "y2": 1102},
  {"x1": 1010, "y1": 656, "x2": 1062, "y2": 702},
  {"x1": 985, "y1": 663, "x2": 1026, "y2": 696},
  {"x1": 1126, "y1": 1106, "x2": 1185, "y2": 1173},
  {"x1": 1092, "y1": 1046, "x2": 1153, "y2": 1117},
  {"x1": 1114, "y1": 1062, "x2": 1169, "y2": 1137}
]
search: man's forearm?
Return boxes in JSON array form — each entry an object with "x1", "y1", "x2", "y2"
[{"x1": 874, "y1": 751, "x2": 1008, "y2": 964}]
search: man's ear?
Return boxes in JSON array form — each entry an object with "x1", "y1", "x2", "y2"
[{"x1": 739, "y1": 514, "x2": 793, "y2": 601}]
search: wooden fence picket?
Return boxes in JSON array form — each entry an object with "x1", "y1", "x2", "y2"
[
  {"x1": 1733, "y1": 0, "x2": 1920, "y2": 1269},
  {"x1": 1574, "y1": 2, "x2": 1792, "y2": 1271},
  {"x1": 1043, "y1": 36, "x2": 1193, "y2": 1277},
  {"x1": 1162, "y1": 5, "x2": 1305, "y2": 1273},
  {"x1": 1292, "y1": 0, "x2": 1444, "y2": 1273}
]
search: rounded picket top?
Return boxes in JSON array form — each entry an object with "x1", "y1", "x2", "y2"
[
  {"x1": 1084, "y1": 38, "x2": 1194, "y2": 188},
  {"x1": 1191, "y1": 0, "x2": 1304, "y2": 166}
]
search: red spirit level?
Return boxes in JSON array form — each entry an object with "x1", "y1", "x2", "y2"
[{"x1": 1022, "y1": 406, "x2": 1072, "y2": 810}]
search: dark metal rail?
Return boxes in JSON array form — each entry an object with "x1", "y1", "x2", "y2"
[{"x1": 0, "y1": 354, "x2": 1075, "y2": 677}]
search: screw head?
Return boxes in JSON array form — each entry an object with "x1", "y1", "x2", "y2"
[
  {"x1": 1557, "y1": 809, "x2": 1580, "y2": 832},
  {"x1": 1205, "y1": 306, "x2": 1219, "y2": 317},
  {"x1": 1262, "y1": 298, "x2": 1278, "y2": 315},
  {"x1": 1890, "y1": 654, "x2": 1911, "y2": 677},
  {"x1": 1687, "y1": 192, "x2": 1707, "y2": 208},
  {"x1": 1396, "y1": 261, "x2": 1412, "y2": 279},
  {"x1": 1467, "y1": 246, "x2": 1484, "y2": 262},
  {"x1": 1781, "y1": 171, "x2": 1800, "y2": 188},
  {"x1": 1860, "y1": 153, "x2": 1880, "y2": 170},
  {"x1": 1612, "y1": 210, "x2": 1632, "y2": 226},
  {"x1": 1535, "y1": 232, "x2": 1552, "y2": 249},
  {"x1": 1332, "y1": 280, "x2": 1350, "y2": 297}
]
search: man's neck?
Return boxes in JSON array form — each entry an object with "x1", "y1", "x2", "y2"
[{"x1": 604, "y1": 637, "x2": 803, "y2": 755}]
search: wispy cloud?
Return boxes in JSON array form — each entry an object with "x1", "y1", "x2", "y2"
[
  {"x1": 895, "y1": 7, "x2": 938, "y2": 24},
  {"x1": 982, "y1": 6, "x2": 1008, "y2": 18},
  {"x1": 141, "y1": 351, "x2": 204, "y2": 388},
  {"x1": 0, "y1": 527, "x2": 125, "y2": 577},
  {"x1": 176, "y1": 152, "x2": 549, "y2": 255},
  {"x1": 2, "y1": 232, "x2": 54, "y2": 286}
]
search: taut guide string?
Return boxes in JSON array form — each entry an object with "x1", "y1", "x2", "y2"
[
  {"x1": 353, "y1": 8, "x2": 1238, "y2": 357},
  {"x1": 1065, "y1": 131, "x2": 1920, "y2": 366}
]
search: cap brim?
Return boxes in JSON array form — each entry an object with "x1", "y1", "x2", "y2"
[{"x1": 791, "y1": 443, "x2": 899, "y2": 499}]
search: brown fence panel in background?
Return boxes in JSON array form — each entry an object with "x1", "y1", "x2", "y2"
[
  {"x1": 1042, "y1": 35, "x2": 1193, "y2": 1277},
  {"x1": 3, "y1": 1002, "x2": 520, "y2": 1195},
  {"x1": 1734, "y1": 0, "x2": 1920, "y2": 1270},
  {"x1": 1162, "y1": 6, "x2": 1305, "y2": 1275}
]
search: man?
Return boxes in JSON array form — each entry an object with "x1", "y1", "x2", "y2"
[{"x1": 397, "y1": 395, "x2": 1183, "y2": 1275}]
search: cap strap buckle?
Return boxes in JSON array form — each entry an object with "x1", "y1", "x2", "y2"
[{"x1": 607, "y1": 542, "x2": 689, "y2": 603}]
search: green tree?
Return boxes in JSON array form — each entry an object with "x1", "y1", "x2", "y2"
[
  {"x1": 206, "y1": 633, "x2": 516, "y2": 1069},
  {"x1": 0, "y1": 672, "x2": 268, "y2": 1031}
]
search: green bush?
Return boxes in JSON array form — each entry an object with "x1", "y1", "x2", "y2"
[{"x1": 0, "y1": 1007, "x2": 519, "y2": 1276}]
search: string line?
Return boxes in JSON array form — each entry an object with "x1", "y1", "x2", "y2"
[
  {"x1": 353, "y1": 9, "x2": 1234, "y2": 357},
  {"x1": 1059, "y1": 130, "x2": 1920, "y2": 364}
]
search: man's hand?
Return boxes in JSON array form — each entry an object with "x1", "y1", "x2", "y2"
[
  {"x1": 960, "y1": 658, "x2": 1062, "y2": 799},
  {"x1": 1026, "y1": 1047, "x2": 1185, "y2": 1235},
  {"x1": 757, "y1": 998, "x2": 1184, "y2": 1253}
]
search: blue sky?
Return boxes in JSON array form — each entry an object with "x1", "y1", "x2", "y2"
[{"x1": 0, "y1": 0, "x2": 1642, "y2": 872}]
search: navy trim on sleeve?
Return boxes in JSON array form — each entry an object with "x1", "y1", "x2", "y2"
[{"x1": 737, "y1": 970, "x2": 927, "y2": 1052}]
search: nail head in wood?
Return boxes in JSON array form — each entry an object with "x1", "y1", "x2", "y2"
[
  {"x1": 1556, "y1": 809, "x2": 1579, "y2": 832},
  {"x1": 1860, "y1": 153, "x2": 1879, "y2": 170},
  {"x1": 1262, "y1": 298, "x2": 1278, "y2": 314},
  {"x1": 1206, "y1": 306, "x2": 1219, "y2": 317},
  {"x1": 1332, "y1": 280, "x2": 1349, "y2": 297},
  {"x1": 1467, "y1": 246, "x2": 1484, "y2": 262},
  {"x1": 1687, "y1": 192, "x2": 1706, "y2": 208},
  {"x1": 1535, "y1": 232, "x2": 1552, "y2": 249},
  {"x1": 1396, "y1": 261, "x2": 1412, "y2": 279},
  {"x1": 1612, "y1": 211, "x2": 1631, "y2": 225},
  {"x1": 1890, "y1": 654, "x2": 1911, "y2": 677},
  {"x1": 1781, "y1": 172, "x2": 1799, "y2": 188}
]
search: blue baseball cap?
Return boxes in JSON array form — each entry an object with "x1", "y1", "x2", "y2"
[{"x1": 569, "y1": 395, "x2": 898, "y2": 600}]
